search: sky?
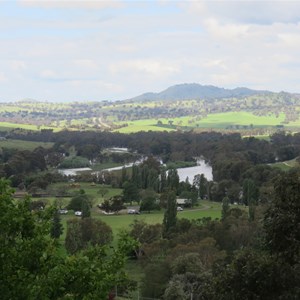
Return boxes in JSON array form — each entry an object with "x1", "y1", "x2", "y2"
[{"x1": 1, "y1": 0, "x2": 300, "y2": 102}]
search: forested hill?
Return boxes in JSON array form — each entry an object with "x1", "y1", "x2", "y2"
[{"x1": 127, "y1": 83, "x2": 269, "y2": 101}]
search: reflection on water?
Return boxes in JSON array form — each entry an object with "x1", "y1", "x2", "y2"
[
  {"x1": 58, "y1": 167, "x2": 92, "y2": 176},
  {"x1": 177, "y1": 159, "x2": 213, "y2": 183}
]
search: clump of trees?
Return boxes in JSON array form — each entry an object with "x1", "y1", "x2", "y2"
[
  {"x1": 65, "y1": 218, "x2": 113, "y2": 254},
  {"x1": 125, "y1": 170, "x2": 300, "y2": 299}
]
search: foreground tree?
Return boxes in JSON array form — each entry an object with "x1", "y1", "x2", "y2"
[
  {"x1": 208, "y1": 249, "x2": 300, "y2": 300},
  {"x1": 264, "y1": 170, "x2": 300, "y2": 264},
  {"x1": 0, "y1": 179, "x2": 136, "y2": 299}
]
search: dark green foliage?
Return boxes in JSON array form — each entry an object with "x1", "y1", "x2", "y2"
[
  {"x1": 59, "y1": 155, "x2": 90, "y2": 168},
  {"x1": 221, "y1": 196, "x2": 230, "y2": 220},
  {"x1": 50, "y1": 209, "x2": 63, "y2": 239},
  {"x1": 99, "y1": 195, "x2": 125, "y2": 214},
  {"x1": 193, "y1": 173, "x2": 208, "y2": 199},
  {"x1": 129, "y1": 219, "x2": 162, "y2": 244},
  {"x1": 81, "y1": 196, "x2": 91, "y2": 218},
  {"x1": 110, "y1": 195, "x2": 126, "y2": 213},
  {"x1": 122, "y1": 181, "x2": 140, "y2": 204},
  {"x1": 208, "y1": 249, "x2": 300, "y2": 300},
  {"x1": 129, "y1": 219, "x2": 162, "y2": 258},
  {"x1": 242, "y1": 178, "x2": 259, "y2": 205},
  {"x1": 0, "y1": 179, "x2": 134, "y2": 299},
  {"x1": 167, "y1": 168, "x2": 179, "y2": 191},
  {"x1": 141, "y1": 262, "x2": 171, "y2": 299},
  {"x1": 65, "y1": 217, "x2": 113, "y2": 254},
  {"x1": 76, "y1": 143, "x2": 101, "y2": 160},
  {"x1": 171, "y1": 253, "x2": 204, "y2": 275},
  {"x1": 30, "y1": 199, "x2": 46, "y2": 211},
  {"x1": 67, "y1": 189, "x2": 93, "y2": 213},
  {"x1": 264, "y1": 170, "x2": 300, "y2": 264},
  {"x1": 178, "y1": 190, "x2": 198, "y2": 207},
  {"x1": 248, "y1": 197, "x2": 256, "y2": 221},
  {"x1": 140, "y1": 189, "x2": 159, "y2": 212},
  {"x1": 162, "y1": 190, "x2": 177, "y2": 237}
]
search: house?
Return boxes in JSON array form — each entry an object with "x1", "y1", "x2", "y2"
[{"x1": 176, "y1": 198, "x2": 188, "y2": 206}]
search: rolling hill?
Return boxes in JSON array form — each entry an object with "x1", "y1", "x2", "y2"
[{"x1": 127, "y1": 83, "x2": 270, "y2": 101}]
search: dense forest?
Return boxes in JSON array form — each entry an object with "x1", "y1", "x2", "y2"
[{"x1": 0, "y1": 129, "x2": 300, "y2": 299}]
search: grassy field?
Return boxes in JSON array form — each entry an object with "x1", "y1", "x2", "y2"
[
  {"x1": 47, "y1": 182, "x2": 123, "y2": 204},
  {"x1": 114, "y1": 119, "x2": 175, "y2": 133},
  {"x1": 0, "y1": 139, "x2": 54, "y2": 150},
  {"x1": 40, "y1": 182, "x2": 231, "y2": 236},
  {"x1": 57, "y1": 200, "x2": 222, "y2": 239},
  {"x1": 114, "y1": 111, "x2": 286, "y2": 133},
  {"x1": 269, "y1": 158, "x2": 299, "y2": 171},
  {"x1": 0, "y1": 121, "x2": 58, "y2": 131},
  {"x1": 0, "y1": 108, "x2": 289, "y2": 134},
  {"x1": 194, "y1": 112, "x2": 285, "y2": 128}
]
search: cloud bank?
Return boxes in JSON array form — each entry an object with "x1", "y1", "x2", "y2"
[{"x1": 0, "y1": 0, "x2": 299, "y2": 101}]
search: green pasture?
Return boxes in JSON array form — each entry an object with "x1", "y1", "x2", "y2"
[
  {"x1": 0, "y1": 121, "x2": 53, "y2": 131},
  {"x1": 47, "y1": 182, "x2": 123, "y2": 204},
  {"x1": 270, "y1": 158, "x2": 299, "y2": 171},
  {"x1": 58, "y1": 200, "x2": 222, "y2": 240},
  {"x1": 113, "y1": 111, "x2": 286, "y2": 133},
  {"x1": 0, "y1": 139, "x2": 54, "y2": 150},
  {"x1": 114, "y1": 119, "x2": 175, "y2": 133},
  {"x1": 195, "y1": 112, "x2": 285, "y2": 128}
]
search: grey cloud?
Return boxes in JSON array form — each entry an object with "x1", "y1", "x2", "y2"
[{"x1": 186, "y1": 1, "x2": 300, "y2": 25}]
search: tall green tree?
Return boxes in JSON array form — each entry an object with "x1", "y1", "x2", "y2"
[
  {"x1": 122, "y1": 181, "x2": 140, "y2": 204},
  {"x1": 242, "y1": 178, "x2": 259, "y2": 206},
  {"x1": 50, "y1": 208, "x2": 63, "y2": 239},
  {"x1": 221, "y1": 196, "x2": 230, "y2": 220},
  {"x1": 167, "y1": 168, "x2": 179, "y2": 192},
  {"x1": 81, "y1": 196, "x2": 91, "y2": 218},
  {"x1": 162, "y1": 190, "x2": 177, "y2": 238},
  {"x1": 193, "y1": 174, "x2": 208, "y2": 199}
]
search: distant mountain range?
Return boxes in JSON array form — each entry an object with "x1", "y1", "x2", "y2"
[{"x1": 127, "y1": 83, "x2": 271, "y2": 101}]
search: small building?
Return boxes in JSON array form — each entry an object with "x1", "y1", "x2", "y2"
[{"x1": 176, "y1": 198, "x2": 188, "y2": 206}]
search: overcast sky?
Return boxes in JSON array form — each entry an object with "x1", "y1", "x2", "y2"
[{"x1": 1, "y1": 0, "x2": 300, "y2": 102}]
